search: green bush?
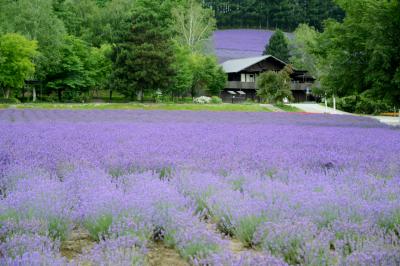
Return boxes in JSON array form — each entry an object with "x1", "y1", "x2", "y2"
[
  {"x1": 244, "y1": 98, "x2": 255, "y2": 104},
  {"x1": 355, "y1": 97, "x2": 391, "y2": 115},
  {"x1": 336, "y1": 95, "x2": 357, "y2": 113},
  {"x1": 84, "y1": 214, "x2": 113, "y2": 241},
  {"x1": 0, "y1": 98, "x2": 20, "y2": 104},
  {"x1": 234, "y1": 215, "x2": 266, "y2": 247},
  {"x1": 48, "y1": 217, "x2": 70, "y2": 241},
  {"x1": 329, "y1": 95, "x2": 392, "y2": 115},
  {"x1": 210, "y1": 96, "x2": 222, "y2": 104},
  {"x1": 180, "y1": 242, "x2": 220, "y2": 260},
  {"x1": 378, "y1": 209, "x2": 400, "y2": 234}
]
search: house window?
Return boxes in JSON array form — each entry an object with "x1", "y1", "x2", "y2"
[
  {"x1": 247, "y1": 74, "x2": 255, "y2": 82},
  {"x1": 241, "y1": 73, "x2": 255, "y2": 82}
]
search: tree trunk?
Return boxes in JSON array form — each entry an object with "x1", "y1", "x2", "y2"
[
  {"x1": 22, "y1": 86, "x2": 26, "y2": 102},
  {"x1": 325, "y1": 96, "x2": 328, "y2": 113},
  {"x1": 136, "y1": 89, "x2": 143, "y2": 102},
  {"x1": 32, "y1": 87, "x2": 37, "y2": 102},
  {"x1": 333, "y1": 95, "x2": 336, "y2": 114},
  {"x1": 4, "y1": 88, "x2": 10, "y2": 99},
  {"x1": 109, "y1": 90, "x2": 113, "y2": 103},
  {"x1": 58, "y1": 89, "x2": 62, "y2": 102}
]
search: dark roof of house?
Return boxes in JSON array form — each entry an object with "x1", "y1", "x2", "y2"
[
  {"x1": 221, "y1": 55, "x2": 287, "y2": 73},
  {"x1": 221, "y1": 55, "x2": 316, "y2": 81}
]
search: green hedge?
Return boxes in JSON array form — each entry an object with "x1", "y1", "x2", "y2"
[
  {"x1": 331, "y1": 95, "x2": 393, "y2": 115},
  {"x1": 0, "y1": 98, "x2": 20, "y2": 104}
]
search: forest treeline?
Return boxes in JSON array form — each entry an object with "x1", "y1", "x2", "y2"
[
  {"x1": 289, "y1": 0, "x2": 400, "y2": 113},
  {"x1": 203, "y1": 0, "x2": 344, "y2": 31},
  {"x1": 0, "y1": 0, "x2": 225, "y2": 103},
  {"x1": 0, "y1": 0, "x2": 399, "y2": 114}
]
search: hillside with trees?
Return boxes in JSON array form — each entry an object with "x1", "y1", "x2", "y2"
[
  {"x1": 0, "y1": 0, "x2": 225, "y2": 103},
  {"x1": 203, "y1": 0, "x2": 344, "y2": 31}
]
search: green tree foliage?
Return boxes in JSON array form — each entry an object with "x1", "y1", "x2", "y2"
[
  {"x1": 46, "y1": 36, "x2": 100, "y2": 101},
  {"x1": 263, "y1": 30, "x2": 290, "y2": 62},
  {"x1": 172, "y1": 0, "x2": 216, "y2": 51},
  {"x1": 257, "y1": 65, "x2": 293, "y2": 103},
  {"x1": 203, "y1": 0, "x2": 344, "y2": 31},
  {"x1": 0, "y1": 33, "x2": 38, "y2": 98},
  {"x1": 56, "y1": 0, "x2": 136, "y2": 46},
  {"x1": 289, "y1": 24, "x2": 319, "y2": 76},
  {"x1": 170, "y1": 43, "x2": 226, "y2": 98},
  {"x1": 170, "y1": 44, "x2": 194, "y2": 98},
  {"x1": 0, "y1": 0, "x2": 66, "y2": 81},
  {"x1": 0, "y1": 0, "x2": 225, "y2": 102},
  {"x1": 311, "y1": 0, "x2": 400, "y2": 107},
  {"x1": 55, "y1": 0, "x2": 100, "y2": 42},
  {"x1": 90, "y1": 0, "x2": 136, "y2": 46},
  {"x1": 190, "y1": 53, "x2": 226, "y2": 97},
  {"x1": 110, "y1": 0, "x2": 176, "y2": 100},
  {"x1": 89, "y1": 44, "x2": 113, "y2": 92}
]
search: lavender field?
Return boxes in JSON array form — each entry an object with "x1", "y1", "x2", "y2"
[
  {"x1": 0, "y1": 109, "x2": 400, "y2": 266},
  {"x1": 212, "y1": 29, "x2": 292, "y2": 63}
]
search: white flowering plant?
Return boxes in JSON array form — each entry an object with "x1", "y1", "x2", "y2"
[{"x1": 193, "y1": 96, "x2": 212, "y2": 104}]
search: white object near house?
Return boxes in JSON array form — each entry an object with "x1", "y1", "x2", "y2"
[
  {"x1": 333, "y1": 95, "x2": 337, "y2": 114},
  {"x1": 325, "y1": 96, "x2": 328, "y2": 114}
]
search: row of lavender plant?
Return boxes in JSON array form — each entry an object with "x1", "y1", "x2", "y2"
[{"x1": 1, "y1": 110, "x2": 399, "y2": 265}]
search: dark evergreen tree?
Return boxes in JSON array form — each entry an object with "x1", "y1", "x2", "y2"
[
  {"x1": 110, "y1": 0, "x2": 176, "y2": 101},
  {"x1": 263, "y1": 29, "x2": 289, "y2": 62}
]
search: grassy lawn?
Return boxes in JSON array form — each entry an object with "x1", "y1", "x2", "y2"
[
  {"x1": 275, "y1": 104, "x2": 303, "y2": 112},
  {"x1": 0, "y1": 103, "x2": 271, "y2": 112}
]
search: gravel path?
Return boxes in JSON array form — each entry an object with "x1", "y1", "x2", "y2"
[
  {"x1": 260, "y1": 104, "x2": 284, "y2": 112},
  {"x1": 289, "y1": 103, "x2": 350, "y2": 115},
  {"x1": 290, "y1": 103, "x2": 400, "y2": 126}
]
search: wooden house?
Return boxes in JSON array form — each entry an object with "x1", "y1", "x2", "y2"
[{"x1": 220, "y1": 55, "x2": 315, "y2": 103}]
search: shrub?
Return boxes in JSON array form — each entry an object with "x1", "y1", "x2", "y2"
[
  {"x1": 48, "y1": 217, "x2": 70, "y2": 241},
  {"x1": 244, "y1": 98, "x2": 255, "y2": 104},
  {"x1": 180, "y1": 242, "x2": 219, "y2": 261},
  {"x1": 337, "y1": 95, "x2": 357, "y2": 113},
  {"x1": 378, "y1": 209, "x2": 400, "y2": 235},
  {"x1": 355, "y1": 97, "x2": 391, "y2": 115},
  {"x1": 256, "y1": 220, "x2": 318, "y2": 265},
  {"x1": 210, "y1": 96, "x2": 222, "y2": 104},
  {"x1": 193, "y1": 96, "x2": 211, "y2": 104},
  {"x1": 0, "y1": 98, "x2": 20, "y2": 104},
  {"x1": 234, "y1": 215, "x2": 266, "y2": 247},
  {"x1": 84, "y1": 214, "x2": 113, "y2": 241},
  {"x1": 332, "y1": 95, "x2": 392, "y2": 114}
]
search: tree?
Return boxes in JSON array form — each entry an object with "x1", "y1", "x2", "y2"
[
  {"x1": 263, "y1": 30, "x2": 290, "y2": 62},
  {"x1": 169, "y1": 44, "x2": 194, "y2": 99},
  {"x1": 189, "y1": 53, "x2": 226, "y2": 97},
  {"x1": 289, "y1": 24, "x2": 319, "y2": 77},
  {"x1": 256, "y1": 65, "x2": 293, "y2": 103},
  {"x1": 55, "y1": 0, "x2": 100, "y2": 42},
  {"x1": 46, "y1": 36, "x2": 97, "y2": 102},
  {"x1": 0, "y1": 0, "x2": 67, "y2": 101},
  {"x1": 0, "y1": 33, "x2": 38, "y2": 98},
  {"x1": 82, "y1": 0, "x2": 136, "y2": 46},
  {"x1": 110, "y1": 0, "x2": 176, "y2": 101},
  {"x1": 172, "y1": 0, "x2": 216, "y2": 52},
  {"x1": 311, "y1": 0, "x2": 400, "y2": 107},
  {"x1": 203, "y1": 57, "x2": 226, "y2": 96},
  {"x1": 88, "y1": 44, "x2": 113, "y2": 97}
]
